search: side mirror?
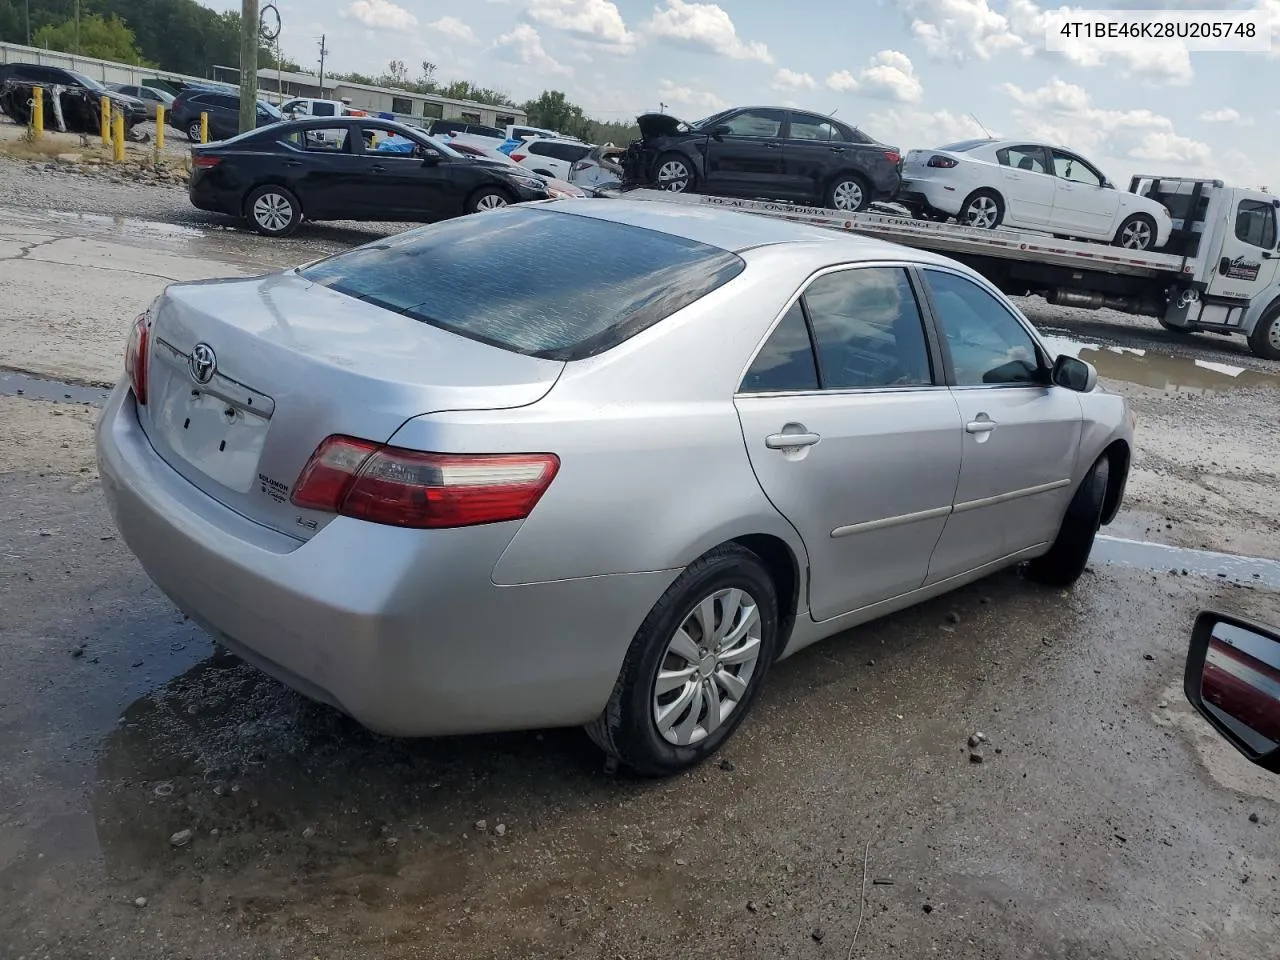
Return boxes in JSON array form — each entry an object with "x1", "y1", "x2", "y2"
[
  {"x1": 1185, "y1": 611, "x2": 1280, "y2": 773},
  {"x1": 710, "y1": 124, "x2": 732, "y2": 139},
  {"x1": 418, "y1": 147, "x2": 441, "y2": 163},
  {"x1": 1050, "y1": 354, "x2": 1097, "y2": 392},
  {"x1": 1102, "y1": 180, "x2": 1114, "y2": 189}
]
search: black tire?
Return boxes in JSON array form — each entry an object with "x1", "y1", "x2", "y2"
[
  {"x1": 466, "y1": 186, "x2": 512, "y2": 214},
  {"x1": 826, "y1": 174, "x2": 871, "y2": 212},
  {"x1": 1114, "y1": 213, "x2": 1157, "y2": 250},
  {"x1": 653, "y1": 152, "x2": 695, "y2": 193},
  {"x1": 533, "y1": 168, "x2": 555, "y2": 178},
  {"x1": 1026, "y1": 457, "x2": 1109, "y2": 587},
  {"x1": 585, "y1": 543, "x2": 779, "y2": 776},
  {"x1": 187, "y1": 119, "x2": 202, "y2": 142},
  {"x1": 1247, "y1": 302, "x2": 1280, "y2": 361},
  {"x1": 244, "y1": 184, "x2": 302, "y2": 237},
  {"x1": 960, "y1": 189, "x2": 1004, "y2": 229}
]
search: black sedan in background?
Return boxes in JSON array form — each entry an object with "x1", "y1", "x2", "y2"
[
  {"x1": 622, "y1": 106, "x2": 901, "y2": 212},
  {"x1": 189, "y1": 117, "x2": 550, "y2": 236}
]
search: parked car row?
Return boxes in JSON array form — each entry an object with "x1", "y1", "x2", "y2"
[{"x1": 621, "y1": 104, "x2": 1174, "y2": 250}]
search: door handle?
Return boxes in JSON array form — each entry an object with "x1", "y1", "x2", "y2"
[
  {"x1": 965, "y1": 419, "x2": 997, "y2": 434},
  {"x1": 764, "y1": 141, "x2": 781, "y2": 149},
  {"x1": 370, "y1": 164, "x2": 386, "y2": 173},
  {"x1": 829, "y1": 147, "x2": 845, "y2": 155},
  {"x1": 282, "y1": 159, "x2": 302, "y2": 167},
  {"x1": 765, "y1": 431, "x2": 821, "y2": 449}
]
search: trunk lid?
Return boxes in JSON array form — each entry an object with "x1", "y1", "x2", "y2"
[{"x1": 139, "y1": 272, "x2": 564, "y2": 541}]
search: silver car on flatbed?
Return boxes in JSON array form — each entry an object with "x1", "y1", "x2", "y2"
[{"x1": 96, "y1": 200, "x2": 1134, "y2": 776}]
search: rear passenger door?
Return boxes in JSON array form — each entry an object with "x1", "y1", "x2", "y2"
[
  {"x1": 782, "y1": 111, "x2": 844, "y2": 203},
  {"x1": 735, "y1": 265, "x2": 964, "y2": 622},
  {"x1": 994, "y1": 144, "x2": 1054, "y2": 227},
  {"x1": 919, "y1": 268, "x2": 1082, "y2": 582}
]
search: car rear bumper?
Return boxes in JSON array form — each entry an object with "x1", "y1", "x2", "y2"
[
  {"x1": 898, "y1": 178, "x2": 964, "y2": 216},
  {"x1": 96, "y1": 383, "x2": 674, "y2": 737}
]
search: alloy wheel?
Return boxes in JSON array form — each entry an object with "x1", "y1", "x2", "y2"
[
  {"x1": 1119, "y1": 220, "x2": 1153, "y2": 249},
  {"x1": 831, "y1": 180, "x2": 864, "y2": 211},
  {"x1": 252, "y1": 192, "x2": 293, "y2": 232},
  {"x1": 652, "y1": 587, "x2": 763, "y2": 746},
  {"x1": 475, "y1": 193, "x2": 508, "y2": 210},
  {"x1": 964, "y1": 196, "x2": 999, "y2": 229}
]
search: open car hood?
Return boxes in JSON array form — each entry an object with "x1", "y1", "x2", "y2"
[{"x1": 637, "y1": 112, "x2": 691, "y2": 139}]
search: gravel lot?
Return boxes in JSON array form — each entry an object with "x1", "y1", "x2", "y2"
[{"x1": 1, "y1": 150, "x2": 1279, "y2": 960}]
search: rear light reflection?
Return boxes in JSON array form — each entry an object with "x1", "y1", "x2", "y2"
[
  {"x1": 124, "y1": 311, "x2": 150, "y2": 405},
  {"x1": 510, "y1": 153, "x2": 526, "y2": 163},
  {"x1": 291, "y1": 435, "x2": 560, "y2": 529}
]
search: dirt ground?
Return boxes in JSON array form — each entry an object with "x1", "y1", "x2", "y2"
[{"x1": 1, "y1": 163, "x2": 1279, "y2": 960}]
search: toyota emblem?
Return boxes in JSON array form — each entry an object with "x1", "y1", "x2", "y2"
[{"x1": 188, "y1": 343, "x2": 217, "y2": 385}]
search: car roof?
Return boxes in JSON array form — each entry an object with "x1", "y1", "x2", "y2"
[{"x1": 544, "y1": 199, "x2": 965, "y2": 266}]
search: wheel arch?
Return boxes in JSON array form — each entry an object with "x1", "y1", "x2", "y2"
[
  {"x1": 1099, "y1": 438, "x2": 1130, "y2": 526},
  {"x1": 729, "y1": 533, "x2": 803, "y2": 659},
  {"x1": 961, "y1": 184, "x2": 1005, "y2": 209}
]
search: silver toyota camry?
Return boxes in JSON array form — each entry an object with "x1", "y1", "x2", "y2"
[{"x1": 96, "y1": 199, "x2": 1134, "y2": 776}]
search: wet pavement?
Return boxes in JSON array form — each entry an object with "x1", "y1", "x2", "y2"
[{"x1": 2, "y1": 199, "x2": 1280, "y2": 959}]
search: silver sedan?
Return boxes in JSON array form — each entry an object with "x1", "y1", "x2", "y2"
[{"x1": 96, "y1": 199, "x2": 1134, "y2": 776}]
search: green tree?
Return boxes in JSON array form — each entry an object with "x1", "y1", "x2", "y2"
[
  {"x1": 34, "y1": 12, "x2": 150, "y2": 64},
  {"x1": 522, "y1": 90, "x2": 591, "y2": 138}
]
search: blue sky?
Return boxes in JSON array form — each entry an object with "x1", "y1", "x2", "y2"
[{"x1": 204, "y1": 0, "x2": 1277, "y2": 189}]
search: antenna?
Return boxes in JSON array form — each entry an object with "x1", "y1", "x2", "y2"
[
  {"x1": 969, "y1": 112, "x2": 993, "y2": 138},
  {"x1": 828, "y1": 107, "x2": 839, "y2": 118}
]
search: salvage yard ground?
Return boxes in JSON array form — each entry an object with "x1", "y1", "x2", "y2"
[{"x1": 1, "y1": 147, "x2": 1279, "y2": 959}]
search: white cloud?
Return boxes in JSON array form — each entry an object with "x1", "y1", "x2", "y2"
[
  {"x1": 772, "y1": 68, "x2": 816, "y2": 91},
  {"x1": 1128, "y1": 131, "x2": 1213, "y2": 167},
  {"x1": 526, "y1": 0, "x2": 637, "y2": 50},
  {"x1": 824, "y1": 50, "x2": 923, "y2": 103},
  {"x1": 344, "y1": 0, "x2": 417, "y2": 31},
  {"x1": 493, "y1": 24, "x2": 573, "y2": 75},
  {"x1": 893, "y1": 0, "x2": 1193, "y2": 84},
  {"x1": 644, "y1": 0, "x2": 772, "y2": 63},
  {"x1": 868, "y1": 107, "x2": 994, "y2": 149},
  {"x1": 428, "y1": 16, "x2": 475, "y2": 42},
  {"x1": 1200, "y1": 107, "x2": 1254, "y2": 125},
  {"x1": 656, "y1": 78, "x2": 728, "y2": 113}
]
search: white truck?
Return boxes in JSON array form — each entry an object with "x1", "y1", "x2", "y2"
[{"x1": 623, "y1": 176, "x2": 1280, "y2": 360}]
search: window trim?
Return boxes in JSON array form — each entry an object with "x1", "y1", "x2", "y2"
[
  {"x1": 914, "y1": 264, "x2": 1053, "y2": 390},
  {"x1": 1049, "y1": 148, "x2": 1105, "y2": 188},
  {"x1": 1233, "y1": 198, "x2": 1278, "y2": 251},
  {"x1": 717, "y1": 108, "x2": 788, "y2": 141},
  {"x1": 735, "y1": 261, "x2": 947, "y2": 397},
  {"x1": 997, "y1": 144, "x2": 1051, "y2": 175}
]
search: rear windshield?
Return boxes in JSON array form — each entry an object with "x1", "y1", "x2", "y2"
[
  {"x1": 938, "y1": 139, "x2": 991, "y2": 152},
  {"x1": 298, "y1": 207, "x2": 745, "y2": 361}
]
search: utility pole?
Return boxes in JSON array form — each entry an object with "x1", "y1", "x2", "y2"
[
  {"x1": 24, "y1": 0, "x2": 30, "y2": 45},
  {"x1": 74, "y1": 0, "x2": 80, "y2": 53},
  {"x1": 238, "y1": 0, "x2": 259, "y2": 134},
  {"x1": 318, "y1": 34, "x2": 328, "y2": 88}
]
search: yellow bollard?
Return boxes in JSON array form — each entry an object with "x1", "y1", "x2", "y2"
[
  {"x1": 155, "y1": 105, "x2": 165, "y2": 150},
  {"x1": 112, "y1": 109, "x2": 125, "y2": 163},
  {"x1": 199, "y1": 112, "x2": 208, "y2": 144},
  {"x1": 30, "y1": 86, "x2": 43, "y2": 138},
  {"x1": 100, "y1": 95, "x2": 111, "y2": 143}
]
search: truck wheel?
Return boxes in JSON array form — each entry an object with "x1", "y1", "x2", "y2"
[
  {"x1": 960, "y1": 190, "x2": 1003, "y2": 229},
  {"x1": 1247, "y1": 303, "x2": 1280, "y2": 361},
  {"x1": 654, "y1": 153, "x2": 695, "y2": 193},
  {"x1": 585, "y1": 543, "x2": 779, "y2": 776},
  {"x1": 1114, "y1": 214, "x2": 1157, "y2": 250},
  {"x1": 1025, "y1": 457, "x2": 1109, "y2": 588},
  {"x1": 827, "y1": 175, "x2": 870, "y2": 212}
]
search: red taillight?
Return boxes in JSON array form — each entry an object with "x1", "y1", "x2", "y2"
[
  {"x1": 573, "y1": 160, "x2": 591, "y2": 171},
  {"x1": 927, "y1": 154, "x2": 958, "y2": 168},
  {"x1": 884, "y1": 150, "x2": 901, "y2": 165},
  {"x1": 192, "y1": 154, "x2": 222, "y2": 168},
  {"x1": 124, "y1": 311, "x2": 150, "y2": 405},
  {"x1": 291, "y1": 435, "x2": 560, "y2": 529},
  {"x1": 511, "y1": 153, "x2": 526, "y2": 163}
]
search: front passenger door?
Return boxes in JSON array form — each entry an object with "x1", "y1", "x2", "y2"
[
  {"x1": 921, "y1": 268, "x2": 1082, "y2": 582},
  {"x1": 735, "y1": 266, "x2": 963, "y2": 622},
  {"x1": 356, "y1": 124, "x2": 453, "y2": 220},
  {"x1": 703, "y1": 108, "x2": 787, "y2": 198}
]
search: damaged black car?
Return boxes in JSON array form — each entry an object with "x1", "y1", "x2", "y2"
[
  {"x1": 0, "y1": 63, "x2": 147, "y2": 135},
  {"x1": 620, "y1": 106, "x2": 902, "y2": 212}
]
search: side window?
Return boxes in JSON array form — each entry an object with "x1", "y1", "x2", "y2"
[
  {"x1": 549, "y1": 142, "x2": 590, "y2": 162},
  {"x1": 789, "y1": 113, "x2": 837, "y2": 142},
  {"x1": 721, "y1": 109, "x2": 785, "y2": 138},
  {"x1": 924, "y1": 270, "x2": 1041, "y2": 386},
  {"x1": 998, "y1": 145, "x2": 1047, "y2": 174},
  {"x1": 1234, "y1": 200, "x2": 1277, "y2": 249},
  {"x1": 803, "y1": 268, "x2": 934, "y2": 389},
  {"x1": 284, "y1": 127, "x2": 351, "y2": 152},
  {"x1": 311, "y1": 101, "x2": 336, "y2": 117},
  {"x1": 1051, "y1": 150, "x2": 1102, "y2": 187},
  {"x1": 212, "y1": 94, "x2": 238, "y2": 110},
  {"x1": 528, "y1": 142, "x2": 553, "y2": 156},
  {"x1": 739, "y1": 301, "x2": 819, "y2": 393}
]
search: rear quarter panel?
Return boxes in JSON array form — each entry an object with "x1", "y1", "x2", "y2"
[{"x1": 385, "y1": 250, "x2": 814, "y2": 587}]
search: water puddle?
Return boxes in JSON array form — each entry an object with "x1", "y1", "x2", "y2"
[
  {"x1": 1095, "y1": 535, "x2": 1280, "y2": 588},
  {"x1": 0, "y1": 368, "x2": 110, "y2": 406},
  {"x1": 1041, "y1": 335, "x2": 1280, "y2": 395}
]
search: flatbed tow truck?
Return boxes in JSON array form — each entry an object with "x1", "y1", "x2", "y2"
[{"x1": 620, "y1": 175, "x2": 1280, "y2": 361}]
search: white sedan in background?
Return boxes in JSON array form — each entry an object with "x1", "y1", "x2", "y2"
[{"x1": 899, "y1": 138, "x2": 1173, "y2": 250}]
